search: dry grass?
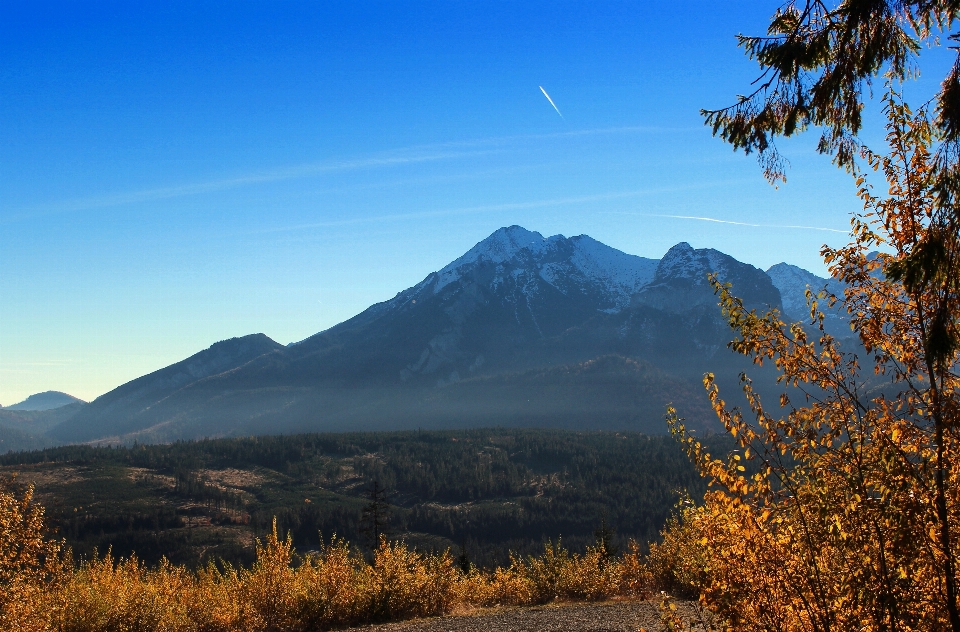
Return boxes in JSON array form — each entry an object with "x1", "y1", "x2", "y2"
[
  {"x1": 30, "y1": 527, "x2": 651, "y2": 632},
  {"x1": 3, "y1": 472, "x2": 654, "y2": 632},
  {"x1": 9, "y1": 465, "x2": 86, "y2": 489},
  {"x1": 199, "y1": 468, "x2": 264, "y2": 490}
]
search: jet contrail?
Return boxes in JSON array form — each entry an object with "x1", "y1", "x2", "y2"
[
  {"x1": 539, "y1": 86, "x2": 563, "y2": 118},
  {"x1": 649, "y1": 213, "x2": 848, "y2": 233}
]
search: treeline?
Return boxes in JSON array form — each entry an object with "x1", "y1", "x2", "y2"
[{"x1": 2, "y1": 428, "x2": 726, "y2": 567}]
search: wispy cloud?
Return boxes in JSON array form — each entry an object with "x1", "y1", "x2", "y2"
[
  {"x1": 423, "y1": 124, "x2": 703, "y2": 149},
  {"x1": 2, "y1": 150, "x2": 499, "y2": 223},
  {"x1": 257, "y1": 180, "x2": 746, "y2": 235},
  {"x1": 3, "y1": 124, "x2": 704, "y2": 223},
  {"x1": 611, "y1": 212, "x2": 847, "y2": 234}
]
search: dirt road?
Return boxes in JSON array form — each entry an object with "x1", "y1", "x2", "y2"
[{"x1": 356, "y1": 600, "x2": 706, "y2": 632}]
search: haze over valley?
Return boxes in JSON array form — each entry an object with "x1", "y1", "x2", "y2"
[{"x1": 1, "y1": 225, "x2": 850, "y2": 451}]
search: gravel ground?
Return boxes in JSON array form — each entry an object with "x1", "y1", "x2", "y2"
[{"x1": 354, "y1": 600, "x2": 708, "y2": 632}]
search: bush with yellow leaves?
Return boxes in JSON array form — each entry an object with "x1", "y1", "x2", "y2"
[
  {"x1": 0, "y1": 475, "x2": 66, "y2": 632},
  {"x1": 660, "y1": 92, "x2": 960, "y2": 631},
  {"x1": 0, "y1": 492, "x2": 653, "y2": 632}
]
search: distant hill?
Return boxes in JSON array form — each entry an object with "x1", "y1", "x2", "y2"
[
  {"x1": 0, "y1": 402, "x2": 85, "y2": 451},
  {"x1": 22, "y1": 226, "x2": 854, "y2": 447},
  {"x1": 6, "y1": 391, "x2": 84, "y2": 411},
  {"x1": 0, "y1": 423, "x2": 49, "y2": 453}
]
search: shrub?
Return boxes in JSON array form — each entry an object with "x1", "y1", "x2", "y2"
[
  {"x1": 661, "y1": 93, "x2": 960, "y2": 630},
  {"x1": 2, "y1": 488, "x2": 658, "y2": 631},
  {"x1": 0, "y1": 476, "x2": 65, "y2": 632}
]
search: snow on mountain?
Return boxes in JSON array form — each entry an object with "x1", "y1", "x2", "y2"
[
  {"x1": 654, "y1": 242, "x2": 738, "y2": 284},
  {"x1": 567, "y1": 235, "x2": 658, "y2": 303},
  {"x1": 635, "y1": 242, "x2": 782, "y2": 314},
  {"x1": 303, "y1": 226, "x2": 848, "y2": 369},
  {"x1": 766, "y1": 262, "x2": 853, "y2": 338},
  {"x1": 430, "y1": 226, "x2": 657, "y2": 310},
  {"x1": 449, "y1": 225, "x2": 552, "y2": 268},
  {"x1": 432, "y1": 226, "x2": 554, "y2": 294},
  {"x1": 42, "y1": 225, "x2": 857, "y2": 444},
  {"x1": 766, "y1": 263, "x2": 844, "y2": 320}
]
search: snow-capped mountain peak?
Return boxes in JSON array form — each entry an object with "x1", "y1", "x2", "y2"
[
  {"x1": 655, "y1": 242, "x2": 736, "y2": 284},
  {"x1": 634, "y1": 241, "x2": 783, "y2": 314},
  {"x1": 566, "y1": 235, "x2": 657, "y2": 299},
  {"x1": 766, "y1": 262, "x2": 843, "y2": 320},
  {"x1": 467, "y1": 225, "x2": 551, "y2": 262},
  {"x1": 429, "y1": 226, "x2": 656, "y2": 308},
  {"x1": 445, "y1": 225, "x2": 555, "y2": 269}
]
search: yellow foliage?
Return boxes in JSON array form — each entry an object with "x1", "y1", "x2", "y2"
[
  {"x1": 662, "y1": 90, "x2": 960, "y2": 631},
  {"x1": 0, "y1": 493, "x2": 655, "y2": 631},
  {"x1": 647, "y1": 504, "x2": 710, "y2": 600},
  {"x1": 0, "y1": 475, "x2": 65, "y2": 632}
]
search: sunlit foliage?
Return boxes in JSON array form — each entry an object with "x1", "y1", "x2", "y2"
[
  {"x1": 0, "y1": 501, "x2": 651, "y2": 632},
  {"x1": 0, "y1": 476, "x2": 65, "y2": 632},
  {"x1": 662, "y1": 91, "x2": 960, "y2": 631}
]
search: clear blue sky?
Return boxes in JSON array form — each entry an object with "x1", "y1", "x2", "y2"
[{"x1": 0, "y1": 1, "x2": 950, "y2": 405}]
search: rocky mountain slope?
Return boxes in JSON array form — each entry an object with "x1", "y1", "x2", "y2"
[
  {"x1": 767, "y1": 262, "x2": 850, "y2": 337},
  {"x1": 19, "y1": 226, "x2": 849, "y2": 447}
]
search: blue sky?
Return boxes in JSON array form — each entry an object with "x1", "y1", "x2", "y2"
[{"x1": 0, "y1": 1, "x2": 951, "y2": 404}]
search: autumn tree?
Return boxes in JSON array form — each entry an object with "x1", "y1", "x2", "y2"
[
  {"x1": 705, "y1": 1, "x2": 960, "y2": 182},
  {"x1": 664, "y1": 3, "x2": 960, "y2": 629},
  {"x1": 707, "y1": 2, "x2": 960, "y2": 355},
  {"x1": 659, "y1": 91, "x2": 960, "y2": 631},
  {"x1": 0, "y1": 475, "x2": 64, "y2": 631}
]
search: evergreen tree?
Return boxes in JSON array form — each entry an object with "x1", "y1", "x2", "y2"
[
  {"x1": 706, "y1": 1, "x2": 960, "y2": 186},
  {"x1": 359, "y1": 480, "x2": 390, "y2": 547}
]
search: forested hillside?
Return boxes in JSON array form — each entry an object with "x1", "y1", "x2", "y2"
[{"x1": 0, "y1": 428, "x2": 722, "y2": 568}]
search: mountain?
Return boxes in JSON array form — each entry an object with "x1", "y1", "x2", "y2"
[
  {"x1": 0, "y1": 402, "x2": 86, "y2": 451},
  {"x1": 6, "y1": 391, "x2": 84, "y2": 411},
  {"x1": 50, "y1": 334, "x2": 285, "y2": 443},
  {"x1": 290, "y1": 226, "x2": 662, "y2": 385},
  {"x1": 413, "y1": 355, "x2": 716, "y2": 433},
  {"x1": 635, "y1": 242, "x2": 781, "y2": 313},
  {"x1": 0, "y1": 424, "x2": 49, "y2": 453},
  {"x1": 32, "y1": 226, "x2": 838, "y2": 447},
  {"x1": 767, "y1": 262, "x2": 851, "y2": 338}
]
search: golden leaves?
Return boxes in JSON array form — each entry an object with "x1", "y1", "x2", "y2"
[
  {"x1": 661, "y1": 90, "x2": 960, "y2": 631},
  {"x1": 0, "y1": 476, "x2": 65, "y2": 632},
  {"x1": 0, "y1": 488, "x2": 656, "y2": 631}
]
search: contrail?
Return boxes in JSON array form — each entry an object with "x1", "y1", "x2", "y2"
[
  {"x1": 539, "y1": 86, "x2": 563, "y2": 118},
  {"x1": 649, "y1": 213, "x2": 847, "y2": 234}
]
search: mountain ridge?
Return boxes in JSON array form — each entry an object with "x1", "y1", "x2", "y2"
[
  {"x1": 18, "y1": 226, "x2": 848, "y2": 448},
  {"x1": 6, "y1": 391, "x2": 85, "y2": 411},
  {"x1": 50, "y1": 333, "x2": 285, "y2": 443}
]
